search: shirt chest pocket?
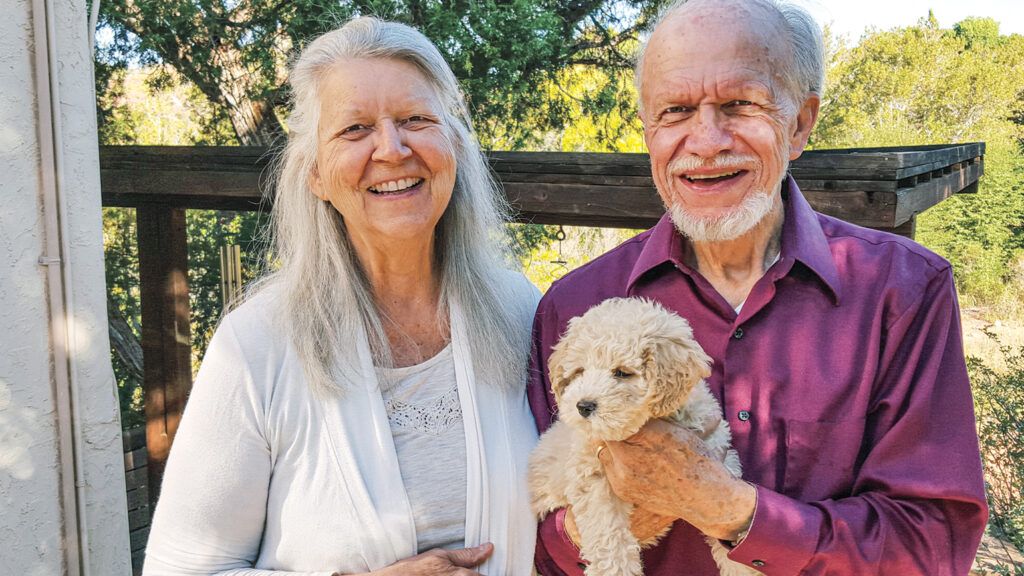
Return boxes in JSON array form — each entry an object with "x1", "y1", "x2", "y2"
[{"x1": 782, "y1": 417, "x2": 866, "y2": 502}]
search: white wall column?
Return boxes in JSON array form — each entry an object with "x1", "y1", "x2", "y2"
[{"x1": 0, "y1": 0, "x2": 131, "y2": 574}]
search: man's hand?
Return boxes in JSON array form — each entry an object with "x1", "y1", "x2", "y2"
[
  {"x1": 597, "y1": 419, "x2": 756, "y2": 541},
  {"x1": 564, "y1": 505, "x2": 676, "y2": 547}
]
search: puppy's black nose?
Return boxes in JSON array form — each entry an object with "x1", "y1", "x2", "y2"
[{"x1": 576, "y1": 400, "x2": 597, "y2": 418}]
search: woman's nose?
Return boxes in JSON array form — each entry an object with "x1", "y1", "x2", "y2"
[{"x1": 371, "y1": 121, "x2": 412, "y2": 163}]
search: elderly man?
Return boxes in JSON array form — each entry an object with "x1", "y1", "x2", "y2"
[{"x1": 527, "y1": 0, "x2": 988, "y2": 574}]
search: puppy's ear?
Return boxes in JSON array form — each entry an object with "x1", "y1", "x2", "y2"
[
  {"x1": 643, "y1": 333, "x2": 713, "y2": 419},
  {"x1": 547, "y1": 340, "x2": 573, "y2": 403}
]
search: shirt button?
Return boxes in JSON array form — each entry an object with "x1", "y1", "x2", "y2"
[
  {"x1": 738, "y1": 410, "x2": 751, "y2": 421},
  {"x1": 752, "y1": 559, "x2": 766, "y2": 567},
  {"x1": 733, "y1": 327, "x2": 745, "y2": 339}
]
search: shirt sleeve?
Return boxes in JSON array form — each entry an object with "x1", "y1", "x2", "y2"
[
  {"x1": 528, "y1": 294, "x2": 588, "y2": 576},
  {"x1": 727, "y1": 266, "x2": 988, "y2": 575},
  {"x1": 142, "y1": 318, "x2": 334, "y2": 576}
]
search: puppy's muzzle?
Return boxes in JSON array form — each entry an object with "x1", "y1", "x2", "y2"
[{"x1": 576, "y1": 400, "x2": 598, "y2": 418}]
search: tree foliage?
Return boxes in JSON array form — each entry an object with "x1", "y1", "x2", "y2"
[
  {"x1": 97, "y1": 0, "x2": 672, "y2": 147},
  {"x1": 812, "y1": 15, "x2": 1024, "y2": 309}
]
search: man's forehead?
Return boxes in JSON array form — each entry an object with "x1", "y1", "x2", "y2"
[
  {"x1": 655, "y1": 1, "x2": 782, "y2": 55},
  {"x1": 640, "y1": 1, "x2": 792, "y2": 90}
]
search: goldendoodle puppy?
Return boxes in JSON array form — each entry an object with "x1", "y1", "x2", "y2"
[{"x1": 528, "y1": 297, "x2": 760, "y2": 576}]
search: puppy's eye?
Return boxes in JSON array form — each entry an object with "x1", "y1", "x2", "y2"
[{"x1": 612, "y1": 368, "x2": 635, "y2": 379}]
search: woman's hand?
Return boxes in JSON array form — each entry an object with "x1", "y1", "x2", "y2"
[{"x1": 370, "y1": 543, "x2": 494, "y2": 575}]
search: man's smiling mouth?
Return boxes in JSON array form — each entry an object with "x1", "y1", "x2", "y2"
[{"x1": 682, "y1": 170, "x2": 746, "y2": 184}]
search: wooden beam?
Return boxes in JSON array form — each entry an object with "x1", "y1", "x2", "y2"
[
  {"x1": 137, "y1": 206, "x2": 192, "y2": 510},
  {"x1": 894, "y1": 159, "x2": 982, "y2": 225},
  {"x1": 99, "y1": 145, "x2": 985, "y2": 232}
]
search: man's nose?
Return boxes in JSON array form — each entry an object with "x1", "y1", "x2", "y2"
[
  {"x1": 372, "y1": 121, "x2": 412, "y2": 163},
  {"x1": 684, "y1": 105, "x2": 733, "y2": 158}
]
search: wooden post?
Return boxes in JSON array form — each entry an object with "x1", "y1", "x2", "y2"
[{"x1": 137, "y1": 205, "x2": 192, "y2": 510}]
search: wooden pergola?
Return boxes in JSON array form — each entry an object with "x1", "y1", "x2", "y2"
[{"x1": 99, "y1": 142, "x2": 983, "y2": 572}]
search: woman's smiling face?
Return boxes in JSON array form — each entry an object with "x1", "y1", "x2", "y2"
[{"x1": 311, "y1": 57, "x2": 457, "y2": 251}]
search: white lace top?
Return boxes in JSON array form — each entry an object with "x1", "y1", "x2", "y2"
[{"x1": 378, "y1": 344, "x2": 466, "y2": 552}]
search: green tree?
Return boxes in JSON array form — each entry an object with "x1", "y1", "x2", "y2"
[
  {"x1": 954, "y1": 17, "x2": 1002, "y2": 49},
  {"x1": 813, "y1": 15, "x2": 1024, "y2": 309},
  {"x1": 97, "y1": 0, "x2": 673, "y2": 148}
]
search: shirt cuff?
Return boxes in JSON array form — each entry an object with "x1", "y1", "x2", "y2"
[
  {"x1": 727, "y1": 485, "x2": 824, "y2": 574},
  {"x1": 536, "y1": 509, "x2": 585, "y2": 576}
]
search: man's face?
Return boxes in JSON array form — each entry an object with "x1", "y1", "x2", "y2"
[{"x1": 638, "y1": 2, "x2": 819, "y2": 242}]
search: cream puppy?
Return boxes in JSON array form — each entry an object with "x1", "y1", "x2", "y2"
[{"x1": 528, "y1": 298, "x2": 760, "y2": 576}]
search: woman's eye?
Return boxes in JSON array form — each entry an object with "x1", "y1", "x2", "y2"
[
  {"x1": 612, "y1": 368, "x2": 634, "y2": 379},
  {"x1": 401, "y1": 115, "x2": 434, "y2": 127},
  {"x1": 340, "y1": 124, "x2": 369, "y2": 137}
]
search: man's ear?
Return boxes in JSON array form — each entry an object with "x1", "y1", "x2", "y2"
[
  {"x1": 788, "y1": 93, "x2": 821, "y2": 161},
  {"x1": 309, "y1": 162, "x2": 326, "y2": 200}
]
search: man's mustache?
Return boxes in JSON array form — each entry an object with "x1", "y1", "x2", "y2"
[{"x1": 667, "y1": 154, "x2": 760, "y2": 175}]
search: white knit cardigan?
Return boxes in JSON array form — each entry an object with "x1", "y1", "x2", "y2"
[{"x1": 143, "y1": 273, "x2": 541, "y2": 575}]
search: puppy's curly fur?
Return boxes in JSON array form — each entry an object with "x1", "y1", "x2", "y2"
[{"x1": 528, "y1": 298, "x2": 761, "y2": 576}]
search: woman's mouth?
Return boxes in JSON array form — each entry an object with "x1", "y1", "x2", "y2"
[{"x1": 367, "y1": 177, "x2": 424, "y2": 195}]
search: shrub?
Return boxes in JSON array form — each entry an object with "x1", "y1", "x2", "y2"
[{"x1": 969, "y1": 337, "x2": 1024, "y2": 564}]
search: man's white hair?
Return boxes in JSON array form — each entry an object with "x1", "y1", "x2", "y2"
[
  {"x1": 635, "y1": 0, "x2": 826, "y2": 106},
  {"x1": 247, "y1": 17, "x2": 527, "y2": 395}
]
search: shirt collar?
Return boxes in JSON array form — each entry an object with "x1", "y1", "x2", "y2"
[{"x1": 626, "y1": 175, "x2": 842, "y2": 304}]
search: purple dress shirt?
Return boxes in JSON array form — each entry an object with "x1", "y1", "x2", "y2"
[{"x1": 527, "y1": 177, "x2": 988, "y2": 575}]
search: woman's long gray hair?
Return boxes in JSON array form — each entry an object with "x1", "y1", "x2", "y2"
[{"x1": 256, "y1": 17, "x2": 528, "y2": 395}]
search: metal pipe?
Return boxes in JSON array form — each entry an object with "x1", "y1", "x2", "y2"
[
  {"x1": 88, "y1": 0, "x2": 101, "y2": 55},
  {"x1": 32, "y1": 0, "x2": 89, "y2": 573}
]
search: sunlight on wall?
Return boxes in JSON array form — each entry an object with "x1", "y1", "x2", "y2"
[{"x1": 0, "y1": 122, "x2": 24, "y2": 152}]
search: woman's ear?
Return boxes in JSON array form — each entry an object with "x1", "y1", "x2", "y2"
[{"x1": 309, "y1": 162, "x2": 326, "y2": 200}]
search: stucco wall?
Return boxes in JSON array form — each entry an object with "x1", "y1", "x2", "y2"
[{"x1": 0, "y1": 0, "x2": 130, "y2": 573}]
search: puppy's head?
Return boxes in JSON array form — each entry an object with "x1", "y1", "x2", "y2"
[{"x1": 548, "y1": 298, "x2": 712, "y2": 441}]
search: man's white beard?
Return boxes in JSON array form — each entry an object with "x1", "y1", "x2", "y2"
[{"x1": 669, "y1": 188, "x2": 777, "y2": 242}]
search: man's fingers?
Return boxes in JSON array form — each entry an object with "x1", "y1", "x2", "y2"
[{"x1": 446, "y1": 542, "x2": 493, "y2": 568}]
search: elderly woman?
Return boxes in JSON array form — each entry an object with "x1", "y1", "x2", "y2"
[{"x1": 143, "y1": 17, "x2": 540, "y2": 576}]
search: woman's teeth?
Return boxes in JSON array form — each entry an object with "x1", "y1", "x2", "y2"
[{"x1": 368, "y1": 178, "x2": 423, "y2": 194}]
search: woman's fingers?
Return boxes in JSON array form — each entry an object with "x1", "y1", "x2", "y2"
[{"x1": 445, "y1": 542, "x2": 493, "y2": 568}]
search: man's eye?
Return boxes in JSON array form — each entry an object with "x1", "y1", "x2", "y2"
[
  {"x1": 659, "y1": 106, "x2": 693, "y2": 122},
  {"x1": 727, "y1": 100, "x2": 755, "y2": 108},
  {"x1": 612, "y1": 368, "x2": 635, "y2": 379}
]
